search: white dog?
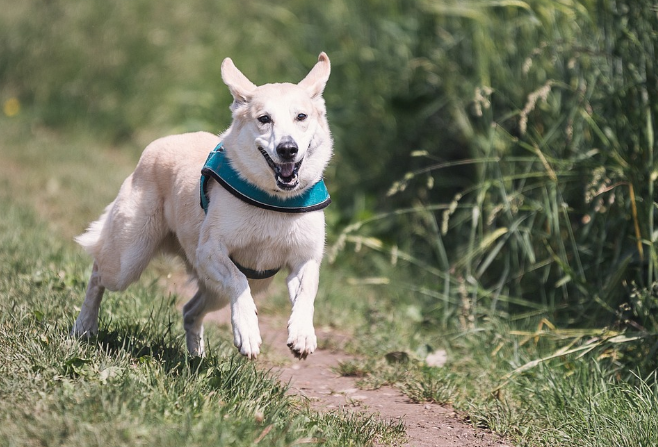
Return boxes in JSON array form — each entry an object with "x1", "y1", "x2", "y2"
[{"x1": 72, "y1": 53, "x2": 333, "y2": 359}]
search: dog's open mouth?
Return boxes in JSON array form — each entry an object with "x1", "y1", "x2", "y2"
[{"x1": 258, "y1": 148, "x2": 303, "y2": 190}]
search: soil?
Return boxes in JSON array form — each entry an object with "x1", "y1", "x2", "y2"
[{"x1": 165, "y1": 273, "x2": 512, "y2": 447}]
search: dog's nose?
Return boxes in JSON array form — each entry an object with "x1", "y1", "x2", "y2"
[{"x1": 276, "y1": 138, "x2": 298, "y2": 161}]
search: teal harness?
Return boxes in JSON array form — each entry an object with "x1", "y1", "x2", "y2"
[
  {"x1": 199, "y1": 142, "x2": 331, "y2": 279},
  {"x1": 200, "y1": 143, "x2": 331, "y2": 214}
]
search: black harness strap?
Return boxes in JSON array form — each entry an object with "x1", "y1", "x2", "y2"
[{"x1": 229, "y1": 256, "x2": 280, "y2": 280}]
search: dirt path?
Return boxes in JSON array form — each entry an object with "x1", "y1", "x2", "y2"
[{"x1": 165, "y1": 274, "x2": 511, "y2": 447}]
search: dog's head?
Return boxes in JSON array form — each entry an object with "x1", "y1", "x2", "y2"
[{"x1": 220, "y1": 53, "x2": 333, "y2": 196}]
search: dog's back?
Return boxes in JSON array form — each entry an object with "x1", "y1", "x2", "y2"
[{"x1": 76, "y1": 131, "x2": 219, "y2": 291}]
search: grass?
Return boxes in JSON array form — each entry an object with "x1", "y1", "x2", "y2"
[{"x1": 323, "y1": 288, "x2": 658, "y2": 446}]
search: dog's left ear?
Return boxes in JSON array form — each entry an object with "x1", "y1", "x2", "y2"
[
  {"x1": 222, "y1": 58, "x2": 257, "y2": 105},
  {"x1": 298, "y1": 52, "x2": 331, "y2": 99}
]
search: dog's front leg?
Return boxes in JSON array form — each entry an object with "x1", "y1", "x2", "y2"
[
  {"x1": 286, "y1": 259, "x2": 320, "y2": 359},
  {"x1": 194, "y1": 241, "x2": 262, "y2": 359}
]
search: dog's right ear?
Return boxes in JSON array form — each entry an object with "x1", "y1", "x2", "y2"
[{"x1": 221, "y1": 58, "x2": 257, "y2": 105}]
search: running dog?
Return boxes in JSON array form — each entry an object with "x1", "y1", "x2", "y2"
[{"x1": 72, "y1": 53, "x2": 333, "y2": 359}]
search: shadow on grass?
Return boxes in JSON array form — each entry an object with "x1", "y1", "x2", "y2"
[
  {"x1": 67, "y1": 293, "x2": 292, "y2": 405},
  {"x1": 74, "y1": 297, "x2": 201, "y2": 375},
  {"x1": 92, "y1": 323, "x2": 191, "y2": 373}
]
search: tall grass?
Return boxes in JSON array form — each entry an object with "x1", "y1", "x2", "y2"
[{"x1": 329, "y1": 0, "x2": 658, "y2": 370}]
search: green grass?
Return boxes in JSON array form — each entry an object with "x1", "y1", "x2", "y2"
[{"x1": 322, "y1": 287, "x2": 658, "y2": 446}]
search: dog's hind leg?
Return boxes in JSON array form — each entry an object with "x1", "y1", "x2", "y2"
[
  {"x1": 73, "y1": 171, "x2": 169, "y2": 336},
  {"x1": 182, "y1": 284, "x2": 229, "y2": 356},
  {"x1": 71, "y1": 261, "x2": 105, "y2": 336}
]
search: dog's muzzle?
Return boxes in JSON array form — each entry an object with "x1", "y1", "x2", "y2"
[{"x1": 258, "y1": 147, "x2": 303, "y2": 191}]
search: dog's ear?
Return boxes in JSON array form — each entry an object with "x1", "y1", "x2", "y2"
[
  {"x1": 298, "y1": 52, "x2": 331, "y2": 99},
  {"x1": 221, "y1": 58, "x2": 257, "y2": 104}
]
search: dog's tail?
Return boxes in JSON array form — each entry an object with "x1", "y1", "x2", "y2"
[{"x1": 74, "y1": 201, "x2": 113, "y2": 257}]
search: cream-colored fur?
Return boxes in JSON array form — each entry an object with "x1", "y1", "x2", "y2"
[{"x1": 72, "y1": 53, "x2": 333, "y2": 359}]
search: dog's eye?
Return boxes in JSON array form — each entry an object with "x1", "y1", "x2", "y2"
[
  {"x1": 258, "y1": 115, "x2": 272, "y2": 124},
  {"x1": 296, "y1": 113, "x2": 307, "y2": 122}
]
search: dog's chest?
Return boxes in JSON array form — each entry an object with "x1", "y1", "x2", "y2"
[{"x1": 217, "y1": 204, "x2": 324, "y2": 271}]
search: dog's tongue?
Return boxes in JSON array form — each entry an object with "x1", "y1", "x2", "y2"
[{"x1": 279, "y1": 163, "x2": 296, "y2": 178}]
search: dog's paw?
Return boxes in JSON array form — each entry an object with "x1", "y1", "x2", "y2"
[
  {"x1": 287, "y1": 320, "x2": 317, "y2": 360},
  {"x1": 70, "y1": 319, "x2": 98, "y2": 338},
  {"x1": 232, "y1": 309, "x2": 262, "y2": 359},
  {"x1": 185, "y1": 326, "x2": 205, "y2": 357},
  {"x1": 233, "y1": 324, "x2": 262, "y2": 359}
]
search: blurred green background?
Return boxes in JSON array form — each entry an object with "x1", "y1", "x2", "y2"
[{"x1": 1, "y1": 0, "x2": 657, "y2": 368}]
